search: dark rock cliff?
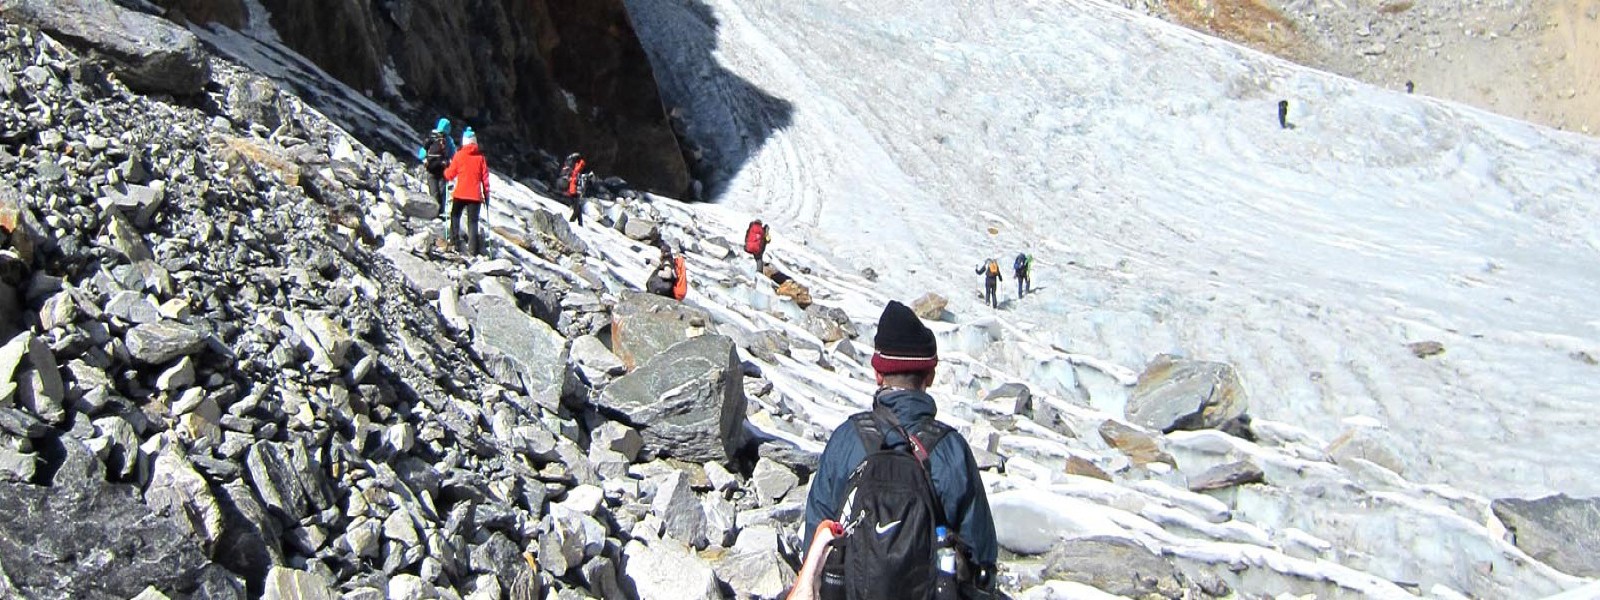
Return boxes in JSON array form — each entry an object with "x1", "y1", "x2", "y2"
[{"x1": 157, "y1": 0, "x2": 691, "y2": 196}]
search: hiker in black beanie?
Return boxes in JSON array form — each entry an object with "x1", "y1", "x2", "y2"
[{"x1": 802, "y1": 300, "x2": 998, "y2": 597}]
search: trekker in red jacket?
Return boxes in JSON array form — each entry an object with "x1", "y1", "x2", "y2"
[{"x1": 444, "y1": 128, "x2": 489, "y2": 255}]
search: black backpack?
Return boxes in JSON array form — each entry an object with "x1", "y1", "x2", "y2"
[
  {"x1": 825, "y1": 407, "x2": 954, "y2": 600},
  {"x1": 424, "y1": 134, "x2": 450, "y2": 173}
]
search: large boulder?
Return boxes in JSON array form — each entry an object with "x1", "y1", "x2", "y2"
[
  {"x1": 1040, "y1": 536, "x2": 1202, "y2": 598},
  {"x1": 1491, "y1": 494, "x2": 1600, "y2": 577},
  {"x1": 124, "y1": 320, "x2": 208, "y2": 365},
  {"x1": 596, "y1": 335, "x2": 747, "y2": 463},
  {"x1": 911, "y1": 293, "x2": 948, "y2": 320},
  {"x1": 0, "y1": 0, "x2": 209, "y2": 95},
  {"x1": 1125, "y1": 354, "x2": 1248, "y2": 433},
  {"x1": 462, "y1": 293, "x2": 571, "y2": 409},
  {"x1": 711, "y1": 526, "x2": 796, "y2": 600},
  {"x1": 610, "y1": 291, "x2": 713, "y2": 371},
  {"x1": 0, "y1": 439, "x2": 212, "y2": 599},
  {"x1": 622, "y1": 539, "x2": 720, "y2": 600}
]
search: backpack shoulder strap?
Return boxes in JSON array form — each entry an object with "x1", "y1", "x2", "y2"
[
  {"x1": 910, "y1": 419, "x2": 953, "y2": 458},
  {"x1": 849, "y1": 412, "x2": 886, "y2": 451}
]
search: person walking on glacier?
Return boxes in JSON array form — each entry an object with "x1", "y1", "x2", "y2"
[
  {"x1": 444, "y1": 128, "x2": 489, "y2": 255},
  {"x1": 416, "y1": 117, "x2": 456, "y2": 217},
  {"x1": 975, "y1": 258, "x2": 1002, "y2": 309},
  {"x1": 802, "y1": 300, "x2": 998, "y2": 600},
  {"x1": 1013, "y1": 253, "x2": 1031, "y2": 300}
]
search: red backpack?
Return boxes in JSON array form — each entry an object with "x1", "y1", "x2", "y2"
[
  {"x1": 565, "y1": 158, "x2": 587, "y2": 197},
  {"x1": 744, "y1": 221, "x2": 765, "y2": 254}
]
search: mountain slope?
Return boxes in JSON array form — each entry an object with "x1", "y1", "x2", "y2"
[{"x1": 628, "y1": 0, "x2": 1600, "y2": 499}]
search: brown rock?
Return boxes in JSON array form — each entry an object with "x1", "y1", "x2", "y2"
[
  {"x1": 1097, "y1": 420, "x2": 1175, "y2": 467},
  {"x1": 1408, "y1": 341, "x2": 1445, "y2": 358},
  {"x1": 776, "y1": 280, "x2": 812, "y2": 308},
  {"x1": 1187, "y1": 460, "x2": 1265, "y2": 492},
  {"x1": 911, "y1": 293, "x2": 948, "y2": 320},
  {"x1": 1064, "y1": 456, "x2": 1113, "y2": 482}
]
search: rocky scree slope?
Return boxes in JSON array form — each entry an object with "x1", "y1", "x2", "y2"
[{"x1": 2, "y1": 5, "x2": 1600, "y2": 600}]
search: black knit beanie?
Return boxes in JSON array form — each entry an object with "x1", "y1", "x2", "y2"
[{"x1": 872, "y1": 300, "x2": 938, "y2": 373}]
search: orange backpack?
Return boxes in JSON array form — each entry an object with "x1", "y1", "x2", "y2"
[{"x1": 671, "y1": 256, "x2": 688, "y2": 300}]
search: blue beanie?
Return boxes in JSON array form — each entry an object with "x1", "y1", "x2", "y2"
[{"x1": 434, "y1": 118, "x2": 451, "y2": 133}]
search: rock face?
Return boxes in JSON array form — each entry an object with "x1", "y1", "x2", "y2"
[
  {"x1": 1491, "y1": 494, "x2": 1600, "y2": 577},
  {"x1": 0, "y1": 0, "x2": 209, "y2": 95},
  {"x1": 1040, "y1": 536, "x2": 1201, "y2": 598},
  {"x1": 622, "y1": 539, "x2": 721, "y2": 600},
  {"x1": 462, "y1": 293, "x2": 571, "y2": 409},
  {"x1": 610, "y1": 291, "x2": 712, "y2": 370},
  {"x1": 0, "y1": 450, "x2": 212, "y2": 599},
  {"x1": 1126, "y1": 354, "x2": 1248, "y2": 433},
  {"x1": 597, "y1": 335, "x2": 747, "y2": 462},
  {"x1": 159, "y1": 0, "x2": 689, "y2": 195}
]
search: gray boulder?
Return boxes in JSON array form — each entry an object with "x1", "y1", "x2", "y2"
[
  {"x1": 144, "y1": 445, "x2": 225, "y2": 547},
  {"x1": 378, "y1": 243, "x2": 452, "y2": 300},
  {"x1": 1040, "y1": 536, "x2": 1200, "y2": 598},
  {"x1": 262, "y1": 566, "x2": 338, "y2": 600},
  {"x1": 124, "y1": 320, "x2": 207, "y2": 365},
  {"x1": 462, "y1": 293, "x2": 571, "y2": 410},
  {"x1": 711, "y1": 526, "x2": 795, "y2": 600},
  {"x1": 527, "y1": 208, "x2": 591, "y2": 256},
  {"x1": 571, "y1": 334, "x2": 627, "y2": 381},
  {"x1": 622, "y1": 539, "x2": 720, "y2": 600},
  {"x1": 610, "y1": 291, "x2": 713, "y2": 371},
  {"x1": 650, "y1": 470, "x2": 707, "y2": 547},
  {"x1": 1126, "y1": 354, "x2": 1248, "y2": 433},
  {"x1": 983, "y1": 382, "x2": 1032, "y2": 415},
  {"x1": 1492, "y1": 494, "x2": 1600, "y2": 577},
  {"x1": 12, "y1": 334, "x2": 64, "y2": 424},
  {"x1": 749, "y1": 458, "x2": 798, "y2": 504},
  {"x1": 597, "y1": 335, "x2": 747, "y2": 462},
  {"x1": 0, "y1": 0, "x2": 209, "y2": 95}
]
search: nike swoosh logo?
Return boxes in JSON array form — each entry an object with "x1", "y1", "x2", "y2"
[{"x1": 875, "y1": 520, "x2": 902, "y2": 535}]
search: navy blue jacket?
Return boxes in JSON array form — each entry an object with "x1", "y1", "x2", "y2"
[{"x1": 803, "y1": 389, "x2": 998, "y2": 566}]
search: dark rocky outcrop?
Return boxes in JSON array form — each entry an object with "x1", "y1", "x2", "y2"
[
  {"x1": 1492, "y1": 494, "x2": 1600, "y2": 578},
  {"x1": 155, "y1": 0, "x2": 690, "y2": 196},
  {"x1": 0, "y1": 0, "x2": 209, "y2": 95},
  {"x1": 0, "y1": 439, "x2": 214, "y2": 600}
]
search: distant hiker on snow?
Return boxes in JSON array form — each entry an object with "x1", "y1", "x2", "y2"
[
  {"x1": 416, "y1": 117, "x2": 456, "y2": 216},
  {"x1": 444, "y1": 128, "x2": 488, "y2": 256},
  {"x1": 975, "y1": 258, "x2": 1002, "y2": 309},
  {"x1": 557, "y1": 152, "x2": 591, "y2": 226},
  {"x1": 745, "y1": 219, "x2": 772, "y2": 270},
  {"x1": 800, "y1": 300, "x2": 997, "y2": 600},
  {"x1": 1013, "y1": 253, "x2": 1031, "y2": 299}
]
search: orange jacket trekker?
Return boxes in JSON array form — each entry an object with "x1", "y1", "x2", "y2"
[{"x1": 444, "y1": 143, "x2": 490, "y2": 202}]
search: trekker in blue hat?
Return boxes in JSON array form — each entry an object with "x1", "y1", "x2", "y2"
[{"x1": 417, "y1": 118, "x2": 457, "y2": 217}]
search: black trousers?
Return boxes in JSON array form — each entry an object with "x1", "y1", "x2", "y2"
[
  {"x1": 1017, "y1": 272, "x2": 1030, "y2": 298},
  {"x1": 984, "y1": 279, "x2": 998, "y2": 308},
  {"x1": 568, "y1": 195, "x2": 585, "y2": 225},
  {"x1": 449, "y1": 200, "x2": 481, "y2": 255},
  {"x1": 426, "y1": 170, "x2": 448, "y2": 215}
]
